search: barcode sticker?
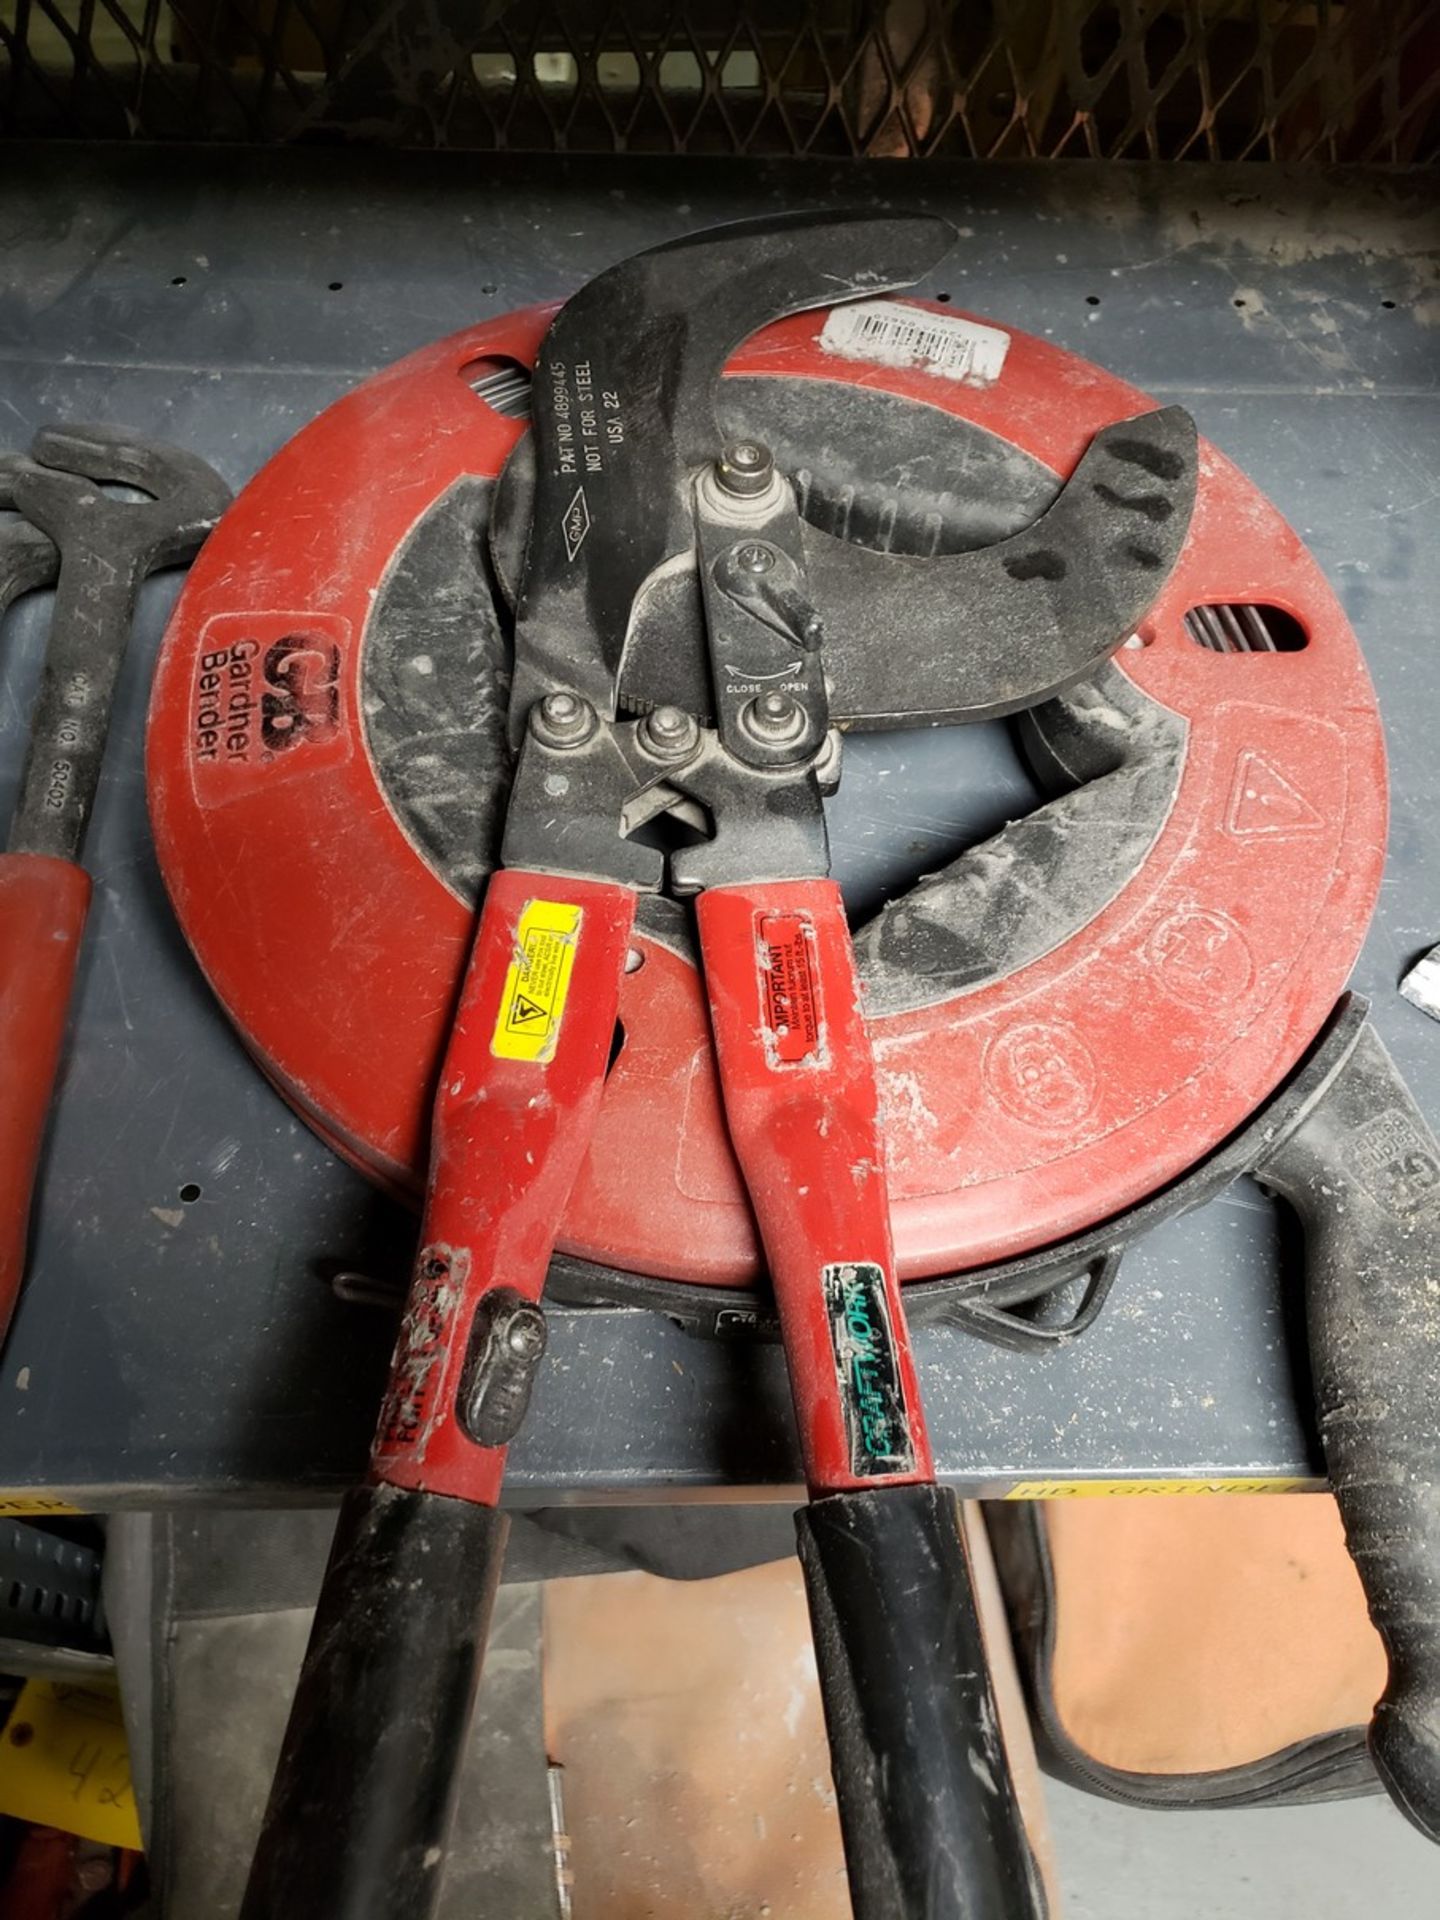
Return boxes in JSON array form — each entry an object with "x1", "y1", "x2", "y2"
[{"x1": 819, "y1": 300, "x2": 1010, "y2": 387}]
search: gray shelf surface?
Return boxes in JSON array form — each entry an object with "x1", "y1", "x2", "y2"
[{"x1": 0, "y1": 150, "x2": 1436, "y2": 1506}]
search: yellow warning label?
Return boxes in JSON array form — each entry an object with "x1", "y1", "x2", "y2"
[
  {"x1": 1005, "y1": 1477, "x2": 1315, "y2": 1500},
  {"x1": 0, "y1": 1496, "x2": 83, "y2": 1518},
  {"x1": 0, "y1": 1678, "x2": 142, "y2": 1850},
  {"x1": 491, "y1": 899, "x2": 583, "y2": 1064}
]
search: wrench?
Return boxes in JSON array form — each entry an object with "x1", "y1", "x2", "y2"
[
  {"x1": 8, "y1": 425, "x2": 231, "y2": 861},
  {"x1": 0, "y1": 425, "x2": 231, "y2": 1334}
]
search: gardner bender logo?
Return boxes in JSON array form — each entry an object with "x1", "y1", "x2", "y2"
[
  {"x1": 822, "y1": 1262, "x2": 915, "y2": 1477},
  {"x1": 561, "y1": 486, "x2": 591, "y2": 562}
]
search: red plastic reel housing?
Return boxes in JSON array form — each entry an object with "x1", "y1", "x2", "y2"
[{"x1": 147, "y1": 301, "x2": 1387, "y2": 1287}]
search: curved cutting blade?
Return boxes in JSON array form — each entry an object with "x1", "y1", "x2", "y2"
[
  {"x1": 509, "y1": 209, "x2": 956, "y2": 746},
  {"x1": 812, "y1": 404, "x2": 1198, "y2": 727}
]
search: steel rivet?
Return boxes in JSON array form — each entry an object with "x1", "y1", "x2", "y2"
[
  {"x1": 639, "y1": 704, "x2": 700, "y2": 759},
  {"x1": 532, "y1": 691, "x2": 597, "y2": 748}
]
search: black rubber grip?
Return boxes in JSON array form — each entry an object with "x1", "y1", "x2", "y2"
[
  {"x1": 240, "y1": 1481, "x2": 507, "y2": 1920},
  {"x1": 796, "y1": 1482, "x2": 1047, "y2": 1919},
  {"x1": 1259, "y1": 1017, "x2": 1440, "y2": 1843}
]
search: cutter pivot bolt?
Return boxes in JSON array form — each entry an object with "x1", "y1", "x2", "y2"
[
  {"x1": 741, "y1": 690, "x2": 806, "y2": 745},
  {"x1": 531, "y1": 691, "x2": 597, "y2": 748},
  {"x1": 639, "y1": 705, "x2": 701, "y2": 760},
  {"x1": 716, "y1": 440, "x2": 774, "y2": 498}
]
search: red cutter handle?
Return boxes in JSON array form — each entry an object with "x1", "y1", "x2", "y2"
[
  {"x1": 370, "y1": 865, "x2": 636, "y2": 1507},
  {"x1": 696, "y1": 878, "x2": 932, "y2": 1495},
  {"x1": 698, "y1": 879, "x2": 1045, "y2": 1920},
  {"x1": 0, "y1": 853, "x2": 92, "y2": 1339},
  {"x1": 242, "y1": 868, "x2": 635, "y2": 1920}
]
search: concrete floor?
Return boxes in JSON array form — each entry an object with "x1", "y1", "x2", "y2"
[{"x1": 1045, "y1": 1782, "x2": 1440, "y2": 1919}]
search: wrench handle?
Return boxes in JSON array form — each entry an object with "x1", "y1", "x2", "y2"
[
  {"x1": 8, "y1": 541, "x2": 143, "y2": 863},
  {"x1": 243, "y1": 868, "x2": 635, "y2": 1920},
  {"x1": 697, "y1": 879, "x2": 1044, "y2": 1919},
  {"x1": 0, "y1": 854, "x2": 91, "y2": 1335}
]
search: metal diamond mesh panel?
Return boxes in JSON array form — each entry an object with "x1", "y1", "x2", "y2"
[{"x1": 2, "y1": 0, "x2": 1436, "y2": 160}]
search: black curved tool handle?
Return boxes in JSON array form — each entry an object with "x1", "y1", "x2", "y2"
[
  {"x1": 240, "y1": 1482, "x2": 507, "y2": 1920},
  {"x1": 1259, "y1": 1017, "x2": 1440, "y2": 1843},
  {"x1": 797, "y1": 1483, "x2": 1047, "y2": 1919}
]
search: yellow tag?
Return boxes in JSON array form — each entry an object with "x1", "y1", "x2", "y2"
[
  {"x1": 1005, "y1": 1477, "x2": 1315, "y2": 1499},
  {"x1": 0, "y1": 1679, "x2": 142, "y2": 1849},
  {"x1": 0, "y1": 1496, "x2": 83, "y2": 1517},
  {"x1": 491, "y1": 900, "x2": 583, "y2": 1064}
]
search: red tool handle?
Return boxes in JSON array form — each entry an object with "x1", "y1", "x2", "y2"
[
  {"x1": 370, "y1": 865, "x2": 636, "y2": 1506},
  {"x1": 697, "y1": 879, "x2": 1045, "y2": 1920},
  {"x1": 0, "y1": 853, "x2": 92, "y2": 1337},
  {"x1": 696, "y1": 878, "x2": 931, "y2": 1494},
  {"x1": 243, "y1": 867, "x2": 635, "y2": 1920}
]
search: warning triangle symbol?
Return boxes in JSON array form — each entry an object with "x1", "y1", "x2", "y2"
[
  {"x1": 1225, "y1": 751, "x2": 1324, "y2": 836},
  {"x1": 508, "y1": 993, "x2": 547, "y2": 1028}
]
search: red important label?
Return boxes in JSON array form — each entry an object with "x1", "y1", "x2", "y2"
[{"x1": 759, "y1": 913, "x2": 823, "y2": 1064}]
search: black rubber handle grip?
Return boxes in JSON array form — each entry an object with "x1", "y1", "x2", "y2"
[
  {"x1": 796, "y1": 1482, "x2": 1047, "y2": 1919},
  {"x1": 1259, "y1": 1017, "x2": 1440, "y2": 1843},
  {"x1": 240, "y1": 1482, "x2": 507, "y2": 1920}
]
